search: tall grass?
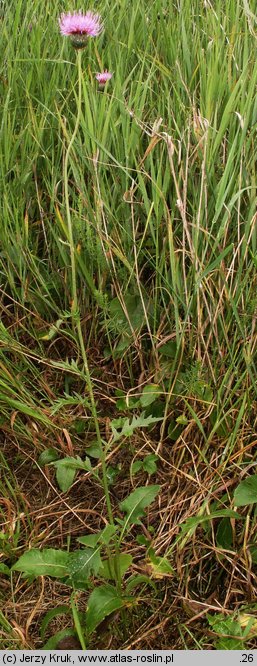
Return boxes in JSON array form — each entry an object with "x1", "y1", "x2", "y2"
[{"x1": 0, "y1": 0, "x2": 256, "y2": 649}]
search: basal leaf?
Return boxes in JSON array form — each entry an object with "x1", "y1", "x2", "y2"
[
  {"x1": 38, "y1": 448, "x2": 59, "y2": 466},
  {"x1": 77, "y1": 525, "x2": 117, "y2": 549},
  {"x1": 86, "y1": 584, "x2": 126, "y2": 635},
  {"x1": 77, "y1": 534, "x2": 100, "y2": 548},
  {"x1": 52, "y1": 456, "x2": 92, "y2": 492},
  {"x1": 179, "y1": 510, "x2": 241, "y2": 536},
  {"x1": 56, "y1": 463, "x2": 77, "y2": 492},
  {"x1": 207, "y1": 613, "x2": 243, "y2": 638},
  {"x1": 99, "y1": 554, "x2": 132, "y2": 580},
  {"x1": 52, "y1": 456, "x2": 84, "y2": 470},
  {"x1": 12, "y1": 549, "x2": 69, "y2": 578},
  {"x1": 99, "y1": 524, "x2": 117, "y2": 545},
  {"x1": 216, "y1": 637, "x2": 244, "y2": 650},
  {"x1": 158, "y1": 340, "x2": 177, "y2": 358},
  {"x1": 216, "y1": 517, "x2": 233, "y2": 549},
  {"x1": 43, "y1": 629, "x2": 78, "y2": 650},
  {"x1": 234, "y1": 475, "x2": 257, "y2": 506},
  {"x1": 40, "y1": 605, "x2": 71, "y2": 639},
  {"x1": 125, "y1": 574, "x2": 156, "y2": 593},
  {"x1": 147, "y1": 551, "x2": 174, "y2": 579},
  {"x1": 119, "y1": 485, "x2": 160, "y2": 525},
  {"x1": 239, "y1": 614, "x2": 257, "y2": 638},
  {"x1": 139, "y1": 384, "x2": 161, "y2": 407},
  {"x1": 85, "y1": 442, "x2": 102, "y2": 459},
  {"x1": 142, "y1": 454, "x2": 158, "y2": 475},
  {"x1": 108, "y1": 295, "x2": 146, "y2": 336},
  {"x1": 68, "y1": 547, "x2": 102, "y2": 583},
  {"x1": 131, "y1": 460, "x2": 143, "y2": 476}
]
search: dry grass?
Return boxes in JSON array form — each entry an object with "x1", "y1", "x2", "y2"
[{"x1": 1, "y1": 376, "x2": 257, "y2": 648}]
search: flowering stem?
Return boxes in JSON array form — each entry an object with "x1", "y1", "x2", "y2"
[
  {"x1": 64, "y1": 50, "x2": 82, "y2": 317},
  {"x1": 63, "y1": 50, "x2": 114, "y2": 529}
]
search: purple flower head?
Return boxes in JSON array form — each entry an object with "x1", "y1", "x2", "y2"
[
  {"x1": 95, "y1": 70, "x2": 113, "y2": 87},
  {"x1": 59, "y1": 10, "x2": 103, "y2": 48}
]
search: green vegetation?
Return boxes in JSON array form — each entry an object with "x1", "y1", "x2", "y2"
[{"x1": 0, "y1": 0, "x2": 256, "y2": 650}]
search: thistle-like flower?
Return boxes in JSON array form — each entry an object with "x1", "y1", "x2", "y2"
[
  {"x1": 59, "y1": 10, "x2": 103, "y2": 49},
  {"x1": 95, "y1": 70, "x2": 113, "y2": 88}
]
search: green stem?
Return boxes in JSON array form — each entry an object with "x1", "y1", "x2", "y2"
[
  {"x1": 63, "y1": 50, "x2": 114, "y2": 528},
  {"x1": 71, "y1": 593, "x2": 87, "y2": 649},
  {"x1": 64, "y1": 50, "x2": 82, "y2": 317}
]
